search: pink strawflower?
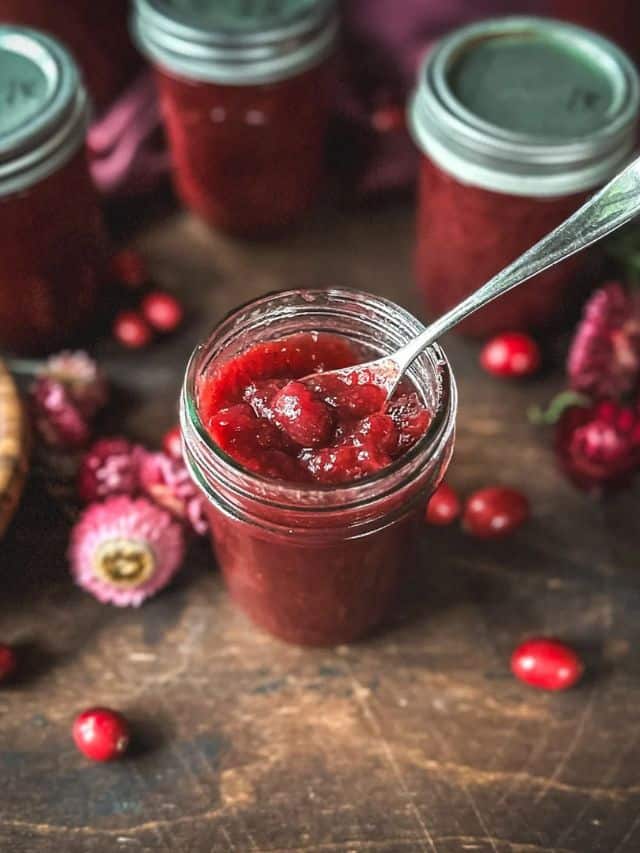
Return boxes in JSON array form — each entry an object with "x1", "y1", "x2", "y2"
[
  {"x1": 31, "y1": 378, "x2": 91, "y2": 450},
  {"x1": 42, "y1": 350, "x2": 108, "y2": 418},
  {"x1": 78, "y1": 438, "x2": 143, "y2": 503},
  {"x1": 139, "y1": 451, "x2": 208, "y2": 535},
  {"x1": 555, "y1": 399, "x2": 640, "y2": 491},
  {"x1": 567, "y1": 282, "x2": 640, "y2": 399},
  {"x1": 69, "y1": 496, "x2": 185, "y2": 606}
]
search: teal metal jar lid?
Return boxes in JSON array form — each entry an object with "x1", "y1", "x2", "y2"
[
  {"x1": 131, "y1": 0, "x2": 338, "y2": 85},
  {"x1": 0, "y1": 27, "x2": 90, "y2": 198},
  {"x1": 409, "y1": 17, "x2": 640, "y2": 197}
]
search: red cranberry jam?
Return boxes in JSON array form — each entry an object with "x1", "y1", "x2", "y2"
[
  {"x1": 198, "y1": 333, "x2": 431, "y2": 485},
  {"x1": 132, "y1": 0, "x2": 338, "y2": 236},
  {"x1": 0, "y1": 27, "x2": 107, "y2": 354}
]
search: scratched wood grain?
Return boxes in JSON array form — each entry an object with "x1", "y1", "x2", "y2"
[{"x1": 2, "y1": 201, "x2": 639, "y2": 853}]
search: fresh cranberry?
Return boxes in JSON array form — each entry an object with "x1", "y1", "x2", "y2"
[
  {"x1": 0, "y1": 644, "x2": 16, "y2": 683},
  {"x1": 426, "y1": 482, "x2": 461, "y2": 526},
  {"x1": 141, "y1": 291, "x2": 184, "y2": 333},
  {"x1": 73, "y1": 707, "x2": 130, "y2": 762},
  {"x1": 463, "y1": 486, "x2": 529, "y2": 539},
  {"x1": 511, "y1": 638, "x2": 583, "y2": 691},
  {"x1": 272, "y1": 381, "x2": 333, "y2": 447},
  {"x1": 111, "y1": 249, "x2": 147, "y2": 288},
  {"x1": 163, "y1": 425, "x2": 183, "y2": 460},
  {"x1": 480, "y1": 332, "x2": 541, "y2": 378},
  {"x1": 113, "y1": 311, "x2": 153, "y2": 349}
]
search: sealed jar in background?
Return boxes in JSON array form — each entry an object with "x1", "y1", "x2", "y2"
[
  {"x1": 0, "y1": 27, "x2": 108, "y2": 355},
  {"x1": 0, "y1": 1, "x2": 139, "y2": 109},
  {"x1": 180, "y1": 290, "x2": 456, "y2": 646},
  {"x1": 409, "y1": 17, "x2": 640, "y2": 338},
  {"x1": 132, "y1": 0, "x2": 338, "y2": 237}
]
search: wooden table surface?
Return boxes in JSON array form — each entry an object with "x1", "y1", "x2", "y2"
[{"x1": 2, "y1": 200, "x2": 640, "y2": 853}]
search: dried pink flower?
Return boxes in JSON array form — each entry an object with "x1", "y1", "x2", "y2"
[
  {"x1": 139, "y1": 451, "x2": 208, "y2": 535},
  {"x1": 42, "y1": 350, "x2": 108, "y2": 418},
  {"x1": 69, "y1": 496, "x2": 185, "y2": 606},
  {"x1": 78, "y1": 438, "x2": 143, "y2": 503},
  {"x1": 31, "y1": 378, "x2": 91, "y2": 450},
  {"x1": 555, "y1": 399, "x2": 640, "y2": 491},
  {"x1": 567, "y1": 282, "x2": 640, "y2": 399}
]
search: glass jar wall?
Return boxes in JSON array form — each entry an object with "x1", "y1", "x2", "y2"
[{"x1": 181, "y1": 290, "x2": 457, "y2": 646}]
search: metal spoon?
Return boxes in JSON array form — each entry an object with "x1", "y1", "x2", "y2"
[{"x1": 304, "y1": 155, "x2": 640, "y2": 399}]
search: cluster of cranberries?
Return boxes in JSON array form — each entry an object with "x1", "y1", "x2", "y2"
[
  {"x1": 426, "y1": 481, "x2": 530, "y2": 540},
  {"x1": 111, "y1": 250, "x2": 184, "y2": 349}
]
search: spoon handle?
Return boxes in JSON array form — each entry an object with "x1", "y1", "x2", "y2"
[{"x1": 395, "y1": 154, "x2": 640, "y2": 371}]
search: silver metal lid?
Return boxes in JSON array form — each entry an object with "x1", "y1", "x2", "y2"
[
  {"x1": 0, "y1": 27, "x2": 90, "y2": 198},
  {"x1": 131, "y1": 0, "x2": 338, "y2": 85},
  {"x1": 409, "y1": 17, "x2": 640, "y2": 197}
]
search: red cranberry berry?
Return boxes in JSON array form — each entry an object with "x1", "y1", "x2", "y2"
[
  {"x1": 163, "y1": 425, "x2": 183, "y2": 460},
  {"x1": 0, "y1": 644, "x2": 16, "y2": 683},
  {"x1": 113, "y1": 311, "x2": 153, "y2": 349},
  {"x1": 73, "y1": 707, "x2": 130, "y2": 761},
  {"x1": 463, "y1": 486, "x2": 529, "y2": 539},
  {"x1": 426, "y1": 482, "x2": 461, "y2": 526},
  {"x1": 511, "y1": 638, "x2": 583, "y2": 691},
  {"x1": 111, "y1": 249, "x2": 147, "y2": 288},
  {"x1": 480, "y1": 332, "x2": 541, "y2": 378},
  {"x1": 141, "y1": 292, "x2": 183, "y2": 333},
  {"x1": 272, "y1": 381, "x2": 333, "y2": 447}
]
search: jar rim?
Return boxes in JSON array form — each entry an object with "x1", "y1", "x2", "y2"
[
  {"x1": 131, "y1": 0, "x2": 338, "y2": 85},
  {"x1": 0, "y1": 27, "x2": 89, "y2": 197},
  {"x1": 180, "y1": 288, "x2": 457, "y2": 515},
  {"x1": 409, "y1": 16, "x2": 640, "y2": 197}
]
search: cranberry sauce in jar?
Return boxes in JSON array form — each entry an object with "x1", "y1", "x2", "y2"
[
  {"x1": 409, "y1": 17, "x2": 639, "y2": 338},
  {"x1": 180, "y1": 290, "x2": 457, "y2": 646},
  {"x1": 0, "y1": 27, "x2": 108, "y2": 355},
  {"x1": 132, "y1": 0, "x2": 338, "y2": 236}
]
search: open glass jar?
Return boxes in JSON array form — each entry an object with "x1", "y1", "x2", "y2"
[
  {"x1": 0, "y1": 26, "x2": 108, "y2": 355},
  {"x1": 132, "y1": 0, "x2": 338, "y2": 236},
  {"x1": 409, "y1": 17, "x2": 640, "y2": 338},
  {"x1": 180, "y1": 290, "x2": 457, "y2": 646}
]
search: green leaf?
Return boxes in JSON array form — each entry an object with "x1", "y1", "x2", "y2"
[{"x1": 528, "y1": 391, "x2": 591, "y2": 426}]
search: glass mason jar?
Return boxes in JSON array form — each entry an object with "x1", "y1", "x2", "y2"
[
  {"x1": 180, "y1": 290, "x2": 457, "y2": 646},
  {"x1": 132, "y1": 0, "x2": 338, "y2": 237},
  {"x1": 409, "y1": 17, "x2": 640, "y2": 338},
  {"x1": 0, "y1": 27, "x2": 108, "y2": 355},
  {"x1": 0, "y1": 1, "x2": 139, "y2": 109}
]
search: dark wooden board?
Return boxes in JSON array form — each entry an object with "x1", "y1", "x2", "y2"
[{"x1": 2, "y1": 201, "x2": 640, "y2": 853}]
